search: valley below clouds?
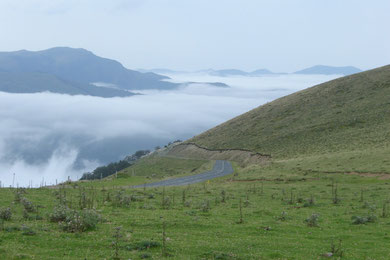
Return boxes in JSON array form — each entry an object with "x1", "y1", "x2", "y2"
[{"x1": 0, "y1": 73, "x2": 339, "y2": 187}]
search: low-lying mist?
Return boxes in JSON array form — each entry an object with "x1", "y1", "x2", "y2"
[{"x1": 0, "y1": 73, "x2": 339, "y2": 187}]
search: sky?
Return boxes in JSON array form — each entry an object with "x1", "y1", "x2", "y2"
[
  {"x1": 0, "y1": 0, "x2": 389, "y2": 72},
  {"x1": 0, "y1": 73, "x2": 338, "y2": 187}
]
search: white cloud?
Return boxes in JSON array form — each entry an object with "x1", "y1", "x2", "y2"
[
  {"x1": 0, "y1": 74, "x2": 338, "y2": 187},
  {"x1": 0, "y1": 146, "x2": 98, "y2": 188}
]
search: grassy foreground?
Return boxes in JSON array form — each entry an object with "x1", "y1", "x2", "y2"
[{"x1": 1, "y1": 158, "x2": 390, "y2": 259}]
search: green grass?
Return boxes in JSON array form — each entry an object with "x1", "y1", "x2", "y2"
[
  {"x1": 78, "y1": 156, "x2": 213, "y2": 189},
  {"x1": 231, "y1": 147, "x2": 390, "y2": 183},
  {"x1": 189, "y1": 65, "x2": 390, "y2": 162},
  {"x1": 2, "y1": 161, "x2": 390, "y2": 259},
  {"x1": 2, "y1": 66, "x2": 390, "y2": 259},
  {"x1": 118, "y1": 155, "x2": 213, "y2": 179}
]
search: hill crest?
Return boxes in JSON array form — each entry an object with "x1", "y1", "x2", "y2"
[{"x1": 189, "y1": 65, "x2": 390, "y2": 159}]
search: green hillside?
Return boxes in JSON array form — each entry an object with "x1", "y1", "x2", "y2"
[{"x1": 190, "y1": 65, "x2": 390, "y2": 160}]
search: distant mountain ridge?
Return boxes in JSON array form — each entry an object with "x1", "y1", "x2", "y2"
[
  {"x1": 197, "y1": 69, "x2": 278, "y2": 77},
  {"x1": 0, "y1": 47, "x2": 177, "y2": 97},
  {"x1": 139, "y1": 65, "x2": 361, "y2": 77},
  {"x1": 0, "y1": 71, "x2": 136, "y2": 97},
  {"x1": 294, "y1": 65, "x2": 361, "y2": 75}
]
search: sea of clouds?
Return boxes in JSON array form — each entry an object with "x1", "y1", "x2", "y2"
[{"x1": 0, "y1": 73, "x2": 339, "y2": 187}]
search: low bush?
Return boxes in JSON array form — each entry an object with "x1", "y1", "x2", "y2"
[
  {"x1": 4, "y1": 226, "x2": 21, "y2": 232},
  {"x1": 303, "y1": 195, "x2": 315, "y2": 207},
  {"x1": 305, "y1": 213, "x2": 319, "y2": 227},
  {"x1": 21, "y1": 198, "x2": 36, "y2": 213},
  {"x1": 125, "y1": 240, "x2": 161, "y2": 251},
  {"x1": 21, "y1": 225, "x2": 36, "y2": 236},
  {"x1": 113, "y1": 191, "x2": 132, "y2": 208},
  {"x1": 352, "y1": 215, "x2": 377, "y2": 225},
  {"x1": 201, "y1": 200, "x2": 210, "y2": 212},
  {"x1": 277, "y1": 211, "x2": 288, "y2": 221},
  {"x1": 0, "y1": 208, "x2": 12, "y2": 221},
  {"x1": 49, "y1": 205, "x2": 70, "y2": 223},
  {"x1": 14, "y1": 188, "x2": 26, "y2": 203},
  {"x1": 59, "y1": 209, "x2": 101, "y2": 232},
  {"x1": 139, "y1": 253, "x2": 152, "y2": 259}
]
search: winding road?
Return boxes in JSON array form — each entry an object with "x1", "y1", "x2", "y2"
[{"x1": 133, "y1": 160, "x2": 233, "y2": 188}]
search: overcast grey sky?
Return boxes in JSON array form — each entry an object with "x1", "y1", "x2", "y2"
[{"x1": 0, "y1": 0, "x2": 389, "y2": 72}]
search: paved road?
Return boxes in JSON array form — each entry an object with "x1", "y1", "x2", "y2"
[{"x1": 132, "y1": 160, "x2": 233, "y2": 188}]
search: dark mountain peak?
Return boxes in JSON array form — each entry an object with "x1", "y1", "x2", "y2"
[{"x1": 0, "y1": 47, "x2": 177, "y2": 93}]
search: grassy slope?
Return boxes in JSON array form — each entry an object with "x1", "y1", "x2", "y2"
[
  {"x1": 189, "y1": 65, "x2": 390, "y2": 162},
  {"x1": 78, "y1": 155, "x2": 214, "y2": 189},
  {"x1": 2, "y1": 173, "x2": 390, "y2": 259},
  {"x1": 118, "y1": 155, "x2": 212, "y2": 179}
]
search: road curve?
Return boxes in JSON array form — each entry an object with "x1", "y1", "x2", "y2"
[{"x1": 132, "y1": 160, "x2": 233, "y2": 188}]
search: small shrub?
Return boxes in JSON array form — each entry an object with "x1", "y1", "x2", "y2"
[
  {"x1": 60, "y1": 209, "x2": 101, "y2": 232},
  {"x1": 130, "y1": 194, "x2": 144, "y2": 202},
  {"x1": 303, "y1": 195, "x2": 315, "y2": 207},
  {"x1": 4, "y1": 225, "x2": 21, "y2": 232},
  {"x1": 200, "y1": 251, "x2": 238, "y2": 260},
  {"x1": 330, "y1": 239, "x2": 344, "y2": 258},
  {"x1": 23, "y1": 209, "x2": 31, "y2": 220},
  {"x1": 49, "y1": 205, "x2": 70, "y2": 223},
  {"x1": 14, "y1": 192, "x2": 22, "y2": 203},
  {"x1": 140, "y1": 252, "x2": 152, "y2": 259},
  {"x1": 139, "y1": 204, "x2": 156, "y2": 210},
  {"x1": 352, "y1": 215, "x2": 377, "y2": 225},
  {"x1": 277, "y1": 211, "x2": 288, "y2": 221},
  {"x1": 362, "y1": 202, "x2": 376, "y2": 212},
  {"x1": 21, "y1": 198, "x2": 36, "y2": 213},
  {"x1": 21, "y1": 225, "x2": 36, "y2": 236},
  {"x1": 113, "y1": 190, "x2": 132, "y2": 207},
  {"x1": 121, "y1": 195, "x2": 132, "y2": 207},
  {"x1": 126, "y1": 240, "x2": 161, "y2": 251},
  {"x1": 201, "y1": 200, "x2": 210, "y2": 213},
  {"x1": 0, "y1": 208, "x2": 12, "y2": 221},
  {"x1": 184, "y1": 210, "x2": 197, "y2": 216},
  {"x1": 184, "y1": 200, "x2": 192, "y2": 208},
  {"x1": 305, "y1": 213, "x2": 319, "y2": 227}
]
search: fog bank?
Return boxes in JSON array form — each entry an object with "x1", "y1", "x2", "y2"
[{"x1": 0, "y1": 74, "x2": 339, "y2": 187}]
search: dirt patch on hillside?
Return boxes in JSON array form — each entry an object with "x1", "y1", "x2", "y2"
[{"x1": 166, "y1": 143, "x2": 271, "y2": 166}]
